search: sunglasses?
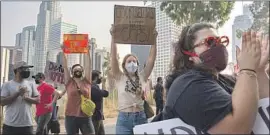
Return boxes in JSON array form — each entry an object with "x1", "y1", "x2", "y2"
[{"x1": 183, "y1": 36, "x2": 229, "y2": 57}]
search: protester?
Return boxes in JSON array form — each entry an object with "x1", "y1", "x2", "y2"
[
  {"x1": 47, "y1": 84, "x2": 61, "y2": 135},
  {"x1": 109, "y1": 24, "x2": 157, "y2": 134},
  {"x1": 1, "y1": 61, "x2": 40, "y2": 134},
  {"x1": 91, "y1": 70, "x2": 109, "y2": 135},
  {"x1": 163, "y1": 23, "x2": 269, "y2": 134},
  {"x1": 153, "y1": 77, "x2": 164, "y2": 115},
  {"x1": 61, "y1": 45, "x2": 94, "y2": 135},
  {"x1": 33, "y1": 73, "x2": 60, "y2": 135}
]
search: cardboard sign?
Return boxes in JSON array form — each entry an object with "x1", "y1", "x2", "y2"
[
  {"x1": 63, "y1": 34, "x2": 89, "y2": 53},
  {"x1": 133, "y1": 118, "x2": 203, "y2": 134},
  {"x1": 114, "y1": 5, "x2": 156, "y2": 45},
  {"x1": 44, "y1": 61, "x2": 65, "y2": 84},
  {"x1": 134, "y1": 98, "x2": 270, "y2": 134},
  {"x1": 252, "y1": 98, "x2": 269, "y2": 134}
]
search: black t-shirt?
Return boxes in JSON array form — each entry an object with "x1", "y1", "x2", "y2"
[
  {"x1": 154, "y1": 83, "x2": 164, "y2": 101},
  {"x1": 163, "y1": 69, "x2": 233, "y2": 133}
]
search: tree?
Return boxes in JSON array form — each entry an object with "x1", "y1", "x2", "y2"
[
  {"x1": 249, "y1": 1, "x2": 269, "y2": 34},
  {"x1": 160, "y1": 1, "x2": 235, "y2": 28}
]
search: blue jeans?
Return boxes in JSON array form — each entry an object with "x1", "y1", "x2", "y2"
[
  {"x1": 65, "y1": 116, "x2": 95, "y2": 135},
  {"x1": 116, "y1": 111, "x2": 147, "y2": 135}
]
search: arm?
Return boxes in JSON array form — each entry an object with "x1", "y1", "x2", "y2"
[
  {"x1": 62, "y1": 49, "x2": 71, "y2": 84},
  {"x1": 101, "y1": 89, "x2": 109, "y2": 97},
  {"x1": 142, "y1": 36, "x2": 157, "y2": 81},
  {"x1": 110, "y1": 26, "x2": 122, "y2": 80},
  {"x1": 208, "y1": 71, "x2": 258, "y2": 134},
  {"x1": 1, "y1": 83, "x2": 21, "y2": 106},
  {"x1": 84, "y1": 46, "x2": 92, "y2": 83},
  {"x1": 257, "y1": 71, "x2": 269, "y2": 99}
]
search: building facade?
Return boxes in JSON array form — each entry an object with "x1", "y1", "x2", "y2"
[
  {"x1": 34, "y1": 1, "x2": 62, "y2": 74},
  {"x1": 131, "y1": 45, "x2": 151, "y2": 72},
  {"x1": 20, "y1": 26, "x2": 36, "y2": 65},
  {"x1": 151, "y1": 1, "x2": 181, "y2": 82},
  {"x1": 1, "y1": 47, "x2": 10, "y2": 86}
]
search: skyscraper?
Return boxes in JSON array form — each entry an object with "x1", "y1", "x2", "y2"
[
  {"x1": 48, "y1": 20, "x2": 78, "y2": 66},
  {"x1": 34, "y1": 1, "x2": 62, "y2": 73},
  {"x1": 232, "y1": 5, "x2": 253, "y2": 64},
  {"x1": 1, "y1": 47, "x2": 10, "y2": 85},
  {"x1": 151, "y1": 2, "x2": 181, "y2": 81},
  {"x1": 20, "y1": 26, "x2": 36, "y2": 65},
  {"x1": 15, "y1": 33, "x2": 22, "y2": 47},
  {"x1": 131, "y1": 45, "x2": 150, "y2": 71}
]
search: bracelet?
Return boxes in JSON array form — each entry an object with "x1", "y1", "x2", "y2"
[
  {"x1": 238, "y1": 70, "x2": 257, "y2": 78},
  {"x1": 239, "y1": 69, "x2": 256, "y2": 74}
]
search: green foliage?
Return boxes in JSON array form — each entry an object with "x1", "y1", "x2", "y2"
[
  {"x1": 160, "y1": 1, "x2": 235, "y2": 28},
  {"x1": 249, "y1": 1, "x2": 269, "y2": 34}
]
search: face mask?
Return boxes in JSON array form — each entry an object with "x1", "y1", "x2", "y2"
[
  {"x1": 35, "y1": 80, "x2": 40, "y2": 84},
  {"x1": 125, "y1": 62, "x2": 138, "y2": 73},
  {"x1": 96, "y1": 78, "x2": 102, "y2": 84},
  {"x1": 199, "y1": 45, "x2": 228, "y2": 71},
  {"x1": 73, "y1": 71, "x2": 82, "y2": 78},
  {"x1": 20, "y1": 71, "x2": 30, "y2": 78}
]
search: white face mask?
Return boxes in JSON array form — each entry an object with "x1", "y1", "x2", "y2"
[{"x1": 125, "y1": 62, "x2": 138, "y2": 73}]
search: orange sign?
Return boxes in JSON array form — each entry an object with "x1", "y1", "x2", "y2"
[{"x1": 63, "y1": 34, "x2": 89, "y2": 53}]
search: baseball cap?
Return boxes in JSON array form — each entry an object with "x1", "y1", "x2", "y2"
[
  {"x1": 32, "y1": 73, "x2": 45, "y2": 80},
  {"x1": 13, "y1": 61, "x2": 34, "y2": 70}
]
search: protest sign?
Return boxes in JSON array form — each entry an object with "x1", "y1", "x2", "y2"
[
  {"x1": 134, "y1": 98, "x2": 269, "y2": 134},
  {"x1": 44, "y1": 61, "x2": 65, "y2": 84},
  {"x1": 114, "y1": 5, "x2": 156, "y2": 45},
  {"x1": 133, "y1": 118, "x2": 203, "y2": 134},
  {"x1": 252, "y1": 98, "x2": 269, "y2": 134},
  {"x1": 63, "y1": 34, "x2": 89, "y2": 53}
]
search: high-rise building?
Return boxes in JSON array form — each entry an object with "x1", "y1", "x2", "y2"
[
  {"x1": 15, "y1": 33, "x2": 22, "y2": 47},
  {"x1": 151, "y1": 2, "x2": 181, "y2": 81},
  {"x1": 94, "y1": 47, "x2": 109, "y2": 72},
  {"x1": 34, "y1": 1, "x2": 62, "y2": 73},
  {"x1": 1, "y1": 47, "x2": 10, "y2": 86},
  {"x1": 48, "y1": 20, "x2": 78, "y2": 66},
  {"x1": 232, "y1": 6, "x2": 253, "y2": 64},
  {"x1": 20, "y1": 26, "x2": 36, "y2": 65},
  {"x1": 131, "y1": 45, "x2": 150, "y2": 71}
]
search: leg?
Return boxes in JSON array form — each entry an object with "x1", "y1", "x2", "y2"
[
  {"x1": 65, "y1": 116, "x2": 78, "y2": 135},
  {"x1": 98, "y1": 120, "x2": 105, "y2": 135},
  {"x1": 2, "y1": 124, "x2": 34, "y2": 135},
  {"x1": 36, "y1": 113, "x2": 52, "y2": 135},
  {"x1": 92, "y1": 120, "x2": 100, "y2": 135},
  {"x1": 79, "y1": 117, "x2": 95, "y2": 135},
  {"x1": 115, "y1": 112, "x2": 133, "y2": 135}
]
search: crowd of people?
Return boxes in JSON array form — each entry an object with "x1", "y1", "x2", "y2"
[{"x1": 1, "y1": 22, "x2": 269, "y2": 135}]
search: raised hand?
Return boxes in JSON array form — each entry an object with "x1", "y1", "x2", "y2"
[
  {"x1": 257, "y1": 34, "x2": 269, "y2": 71},
  {"x1": 237, "y1": 31, "x2": 261, "y2": 72}
]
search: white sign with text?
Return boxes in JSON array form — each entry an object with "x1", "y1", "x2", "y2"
[{"x1": 134, "y1": 98, "x2": 269, "y2": 134}]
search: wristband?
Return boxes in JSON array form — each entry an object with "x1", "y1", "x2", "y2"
[{"x1": 239, "y1": 69, "x2": 256, "y2": 74}]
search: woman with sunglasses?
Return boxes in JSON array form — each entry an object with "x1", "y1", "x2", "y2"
[
  {"x1": 163, "y1": 23, "x2": 269, "y2": 134},
  {"x1": 61, "y1": 46, "x2": 95, "y2": 135}
]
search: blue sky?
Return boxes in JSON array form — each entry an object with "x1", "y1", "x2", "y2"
[{"x1": 1, "y1": 1, "x2": 252, "y2": 64}]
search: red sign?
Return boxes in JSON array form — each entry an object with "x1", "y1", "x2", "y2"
[{"x1": 63, "y1": 34, "x2": 89, "y2": 53}]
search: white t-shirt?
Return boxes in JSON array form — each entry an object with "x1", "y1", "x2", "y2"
[{"x1": 116, "y1": 72, "x2": 146, "y2": 111}]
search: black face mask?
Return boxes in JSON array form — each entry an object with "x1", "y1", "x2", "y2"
[
  {"x1": 35, "y1": 80, "x2": 40, "y2": 84},
  {"x1": 20, "y1": 71, "x2": 30, "y2": 79},
  {"x1": 73, "y1": 71, "x2": 82, "y2": 78},
  {"x1": 96, "y1": 78, "x2": 102, "y2": 84}
]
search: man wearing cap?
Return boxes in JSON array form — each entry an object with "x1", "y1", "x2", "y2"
[
  {"x1": 1, "y1": 61, "x2": 40, "y2": 134},
  {"x1": 33, "y1": 73, "x2": 60, "y2": 135}
]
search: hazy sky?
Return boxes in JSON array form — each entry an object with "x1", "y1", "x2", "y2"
[{"x1": 1, "y1": 1, "x2": 251, "y2": 63}]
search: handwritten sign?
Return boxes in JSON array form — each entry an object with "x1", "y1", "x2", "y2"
[
  {"x1": 134, "y1": 98, "x2": 269, "y2": 134},
  {"x1": 133, "y1": 118, "x2": 203, "y2": 134},
  {"x1": 44, "y1": 61, "x2": 65, "y2": 84},
  {"x1": 63, "y1": 34, "x2": 89, "y2": 53},
  {"x1": 114, "y1": 5, "x2": 156, "y2": 45}
]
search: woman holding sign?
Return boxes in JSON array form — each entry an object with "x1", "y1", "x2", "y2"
[
  {"x1": 164, "y1": 23, "x2": 269, "y2": 134},
  {"x1": 61, "y1": 45, "x2": 95, "y2": 135},
  {"x1": 109, "y1": 25, "x2": 157, "y2": 134}
]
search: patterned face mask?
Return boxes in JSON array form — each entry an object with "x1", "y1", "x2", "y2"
[{"x1": 125, "y1": 62, "x2": 138, "y2": 73}]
